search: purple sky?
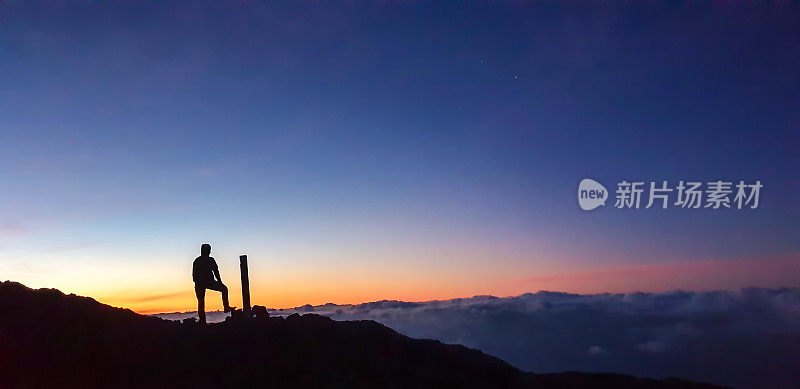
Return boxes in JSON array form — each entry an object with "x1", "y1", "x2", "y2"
[{"x1": 0, "y1": 1, "x2": 798, "y2": 312}]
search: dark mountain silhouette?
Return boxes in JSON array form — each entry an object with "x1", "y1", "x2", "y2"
[{"x1": 0, "y1": 281, "x2": 725, "y2": 388}]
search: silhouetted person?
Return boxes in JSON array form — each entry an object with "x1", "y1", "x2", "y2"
[{"x1": 193, "y1": 244, "x2": 235, "y2": 324}]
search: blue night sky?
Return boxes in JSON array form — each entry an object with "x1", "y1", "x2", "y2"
[{"x1": 0, "y1": 1, "x2": 798, "y2": 312}]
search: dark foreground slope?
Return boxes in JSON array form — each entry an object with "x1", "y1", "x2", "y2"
[{"x1": 0, "y1": 282, "x2": 724, "y2": 388}]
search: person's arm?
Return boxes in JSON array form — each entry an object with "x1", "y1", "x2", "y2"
[{"x1": 212, "y1": 258, "x2": 222, "y2": 282}]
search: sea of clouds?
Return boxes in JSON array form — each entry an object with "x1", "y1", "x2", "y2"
[{"x1": 156, "y1": 288, "x2": 800, "y2": 388}]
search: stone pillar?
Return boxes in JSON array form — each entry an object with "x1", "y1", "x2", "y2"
[{"x1": 240, "y1": 255, "x2": 251, "y2": 314}]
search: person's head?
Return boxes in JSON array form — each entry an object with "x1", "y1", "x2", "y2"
[{"x1": 201, "y1": 243, "x2": 211, "y2": 256}]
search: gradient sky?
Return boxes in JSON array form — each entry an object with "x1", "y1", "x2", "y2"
[{"x1": 1, "y1": 1, "x2": 798, "y2": 313}]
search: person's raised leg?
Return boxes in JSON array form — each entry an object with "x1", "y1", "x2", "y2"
[
  {"x1": 207, "y1": 280, "x2": 235, "y2": 313},
  {"x1": 220, "y1": 283, "x2": 233, "y2": 312}
]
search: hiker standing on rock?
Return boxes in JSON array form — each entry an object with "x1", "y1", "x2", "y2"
[{"x1": 193, "y1": 243, "x2": 235, "y2": 324}]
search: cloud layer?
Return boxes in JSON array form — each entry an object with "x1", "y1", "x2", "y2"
[{"x1": 157, "y1": 288, "x2": 800, "y2": 388}]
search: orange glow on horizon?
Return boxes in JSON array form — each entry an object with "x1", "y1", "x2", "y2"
[{"x1": 85, "y1": 252, "x2": 800, "y2": 315}]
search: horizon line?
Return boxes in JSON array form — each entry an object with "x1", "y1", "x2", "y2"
[{"x1": 143, "y1": 282, "x2": 800, "y2": 316}]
